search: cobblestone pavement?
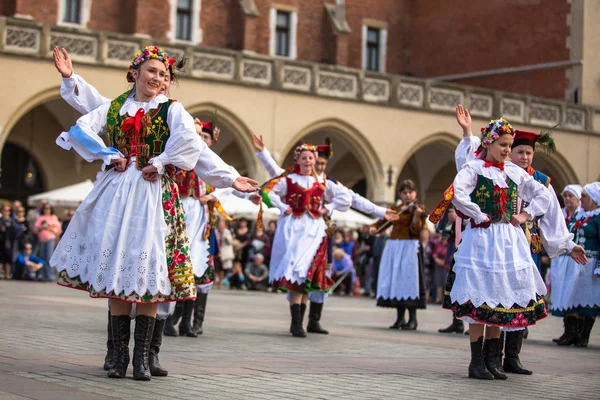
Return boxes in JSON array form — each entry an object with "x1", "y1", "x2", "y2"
[{"x1": 0, "y1": 281, "x2": 599, "y2": 400}]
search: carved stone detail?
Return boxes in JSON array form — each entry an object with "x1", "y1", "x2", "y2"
[
  {"x1": 428, "y1": 87, "x2": 464, "y2": 111},
  {"x1": 241, "y1": 60, "x2": 272, "y2": 85},
  {"x1": 530, "y1": 103, "x2": 560, "y2": 127},
  {"x1": 317, "y1": 71, "x2": 357, "y2": 99},
  {"x1": 192, "y1": 53, "x2": 235, "y2": 80},
  {"x1": 4, "y1": 25, "x2": 40, "y2": 53},
  {"x1": 363, "y1": 78, "x2": 389, "y2": 102},
  {"x1": 282, "y1": 66, "x2": 311, "y2": 91},
  {"x1": 50, "y1": 32, "x2": 97, "y2": 60},
  {"x1": 564, "y1": 108, "x2": 586, "y2": 131},
  {"x1": 397, "y1": 83, "x2": 423, "y2": 107},
  {"x1": 469, "y1": 94, "x2": 493, "y2": 117},
  {"x1": 501, "y1": 98, "x2": 525, "y2": 122},
  {"x1": 106, "y1": 40, "x2": 138, "y2": 64}
]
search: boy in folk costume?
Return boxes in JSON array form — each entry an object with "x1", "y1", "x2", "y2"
[
  {"x1": 251, "y1": 135, "x2": 397, "y2": 333},
  {"x1": 453, "y1": 106, "x2": 586, "y2": 374}
]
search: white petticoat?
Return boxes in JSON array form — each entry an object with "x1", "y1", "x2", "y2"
[
  {"x1": 180, "y1": 197, "x2": 209, "y2": 278},
  {"x1": 451, "y1": 223, "x2": 547, "y2": 308},
  {"x1": 376, "y1": 239, "x2": 420, "y2": 301},
  {"x1": 51, "y1": 161, "x2": 172, "y2": 297},
  {"x1": 551, "y1": 254, "x2": 600, "y2": 310},
  {"x1": 269, "y1": 213, "x2": 327, "y2": 285}
]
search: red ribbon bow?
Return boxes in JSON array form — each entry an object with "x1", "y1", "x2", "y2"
[
  {"x1": 484, "y1": 161, "x2": 504, "y2": 171},
  {"x1": 121, "y1": 108, "x2": 146, "y2": 134}
]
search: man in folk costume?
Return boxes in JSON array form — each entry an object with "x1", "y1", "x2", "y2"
[
  {"x1": 451, "y1": 105, "x2": 586, "y2": 375},
  {"x1": 164, "y1": 116, "x2": 239, "y2": 338},
  {"x1": 251, "y1": 135, "x2": 398, "y2": 334}
]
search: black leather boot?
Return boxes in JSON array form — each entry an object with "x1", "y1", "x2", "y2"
[
  {"x1": 179, "y1": 300, "x2": 198, "y2": 338},
  {"x1": 192, "y1": 293, "x2": 208, "y2": 335},
  {"x1": 133, "y1": 315, "x2": 155, "y2": 381},
  {"x1": 503, "y1": 330, "x2": 532, "y2": 374},
  {"x1": 107, "y1": 315, "x2": 131, "y2": 379},
  {"x1": 575, "y1": 317, "x2": 596, "y2": 348},
  {"x1": 163, "y1": 302, "x2": 183, "y2": 337},
  {"x1": 556, "y1": 315, "x2": 580, "y2": 346},
  {"x1": 389, "y1": 307, "x2": 405, "y2": 329},
  {"x1": 401, "y1": 308, "x2": 418, "y2": 330},
  {"x1": 484, "y1": 338, "x2": 507, "y2": 380},
  {"x1": 468, "y1": 337, "x2": 494, "y2": 380},
  {"x1": 290, "y1": 303, "x2": 307, "y2": 333},
  {"x1": 290, "y1": 304, "x2": 307, "y2": 338},
  {"x1": 307, "y1": 302, "x2": 329, "y2": 334},
  {"x1": 149, "y1": 318, "x2": 168, "y2": 377},
  {"x1": 439, "y1": 317, "x2": 464, "y2": 334},
  {"x1": 103, "y1": 311, "x2": 114, "y2": 371},
  {"x1": 552, "y1": 317, "x2": 568, "y2": 343}
]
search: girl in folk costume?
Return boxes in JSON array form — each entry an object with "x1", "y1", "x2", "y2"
[
  {"x1": 551, "y1": 184, "x2": 587, "y2": 345},
  {"x1": 370, "y1": 180, "x2": 428, "y2": 331},
  {"x1": 51, "y1": 46, "x2": 248, "y2": 381},
  {"x1": 164, "y1": 117, "x2": 238, "y2": 338},
  {"x1": 453, "y1": 106, "x2": 586, "y2": 375},
  {"x1": 264, "y1": 144, "x2": 352, "y2": 337},
  {"x1": 551, "y1": 183, "x2": 600, "y2": 348},
  {"x1": 251, "y1": 134, "x2": 397, "y2": 334},
  {"x1": 436, "y1": 117, "x2": 574, "y2": 380}
]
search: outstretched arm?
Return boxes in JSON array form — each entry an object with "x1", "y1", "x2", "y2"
[
  {"x1": 252, "y1": 134, "x2": 285, "y2": 178},
  {"x1": 454, "y1": 105, "x2": 480, "y2": 170}
]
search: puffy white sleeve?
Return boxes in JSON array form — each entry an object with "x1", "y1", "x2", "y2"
[
  {"x1": 257, "y1": 148, "x2": 285, "y2": 178},
  {"x1": 514, "y1": 170, "x2": 551, "y2": 219},
  {"x1": 324, "y1": 181, "x2": 352, "y2": 214},
  {"x1": 60, "y1": 73, "x2": 111, "y2": 115},
  {"x1": 55, "y1": 103, "x2": 123, "y2": 168},
  {"x1": 451, "y1": 167, "x2": 488, "y2": 224},
  {"x1": 212, "y1": 187, "x2": 234, "y2": 200},
  {"x1": 455, "y1": 136, "x2": 481, "y2": 171},
  {"x1": 349, "y1": 190, "x2": 387, "y2": 219},
  {"x1": 540, "y1": 184, "x2": 576, "y2": 258},
  {"x1": 268, "y1": 178, "x2": 289, "y2": 212},
  {"x1": 148, "y1": 102, "x2": 202, "y2": 173}
]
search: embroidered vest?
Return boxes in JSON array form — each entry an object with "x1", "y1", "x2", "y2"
[
  {"x1": 469, "y1": 175, "x2": 517, "y2": 224},
  {"x1": 106, "y1": 90, "x2": 174, "y2": 170},
  {"x1": 285, "y1": 176, "x2": 325, "y2": 219}
]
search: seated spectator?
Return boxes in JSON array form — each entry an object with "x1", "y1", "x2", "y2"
[
  {"x1": 331, "y1": 248, "x2": 356, "y2": 295},
  {"x1": 13, "y1": 242, "x2": 44, "y2": 281},
  {"x1": 227, "y1": 261, "x2": 245, "y2": 290},
  {"x1": 244, "y1": 253, "x2": 268, "y2": 291}
]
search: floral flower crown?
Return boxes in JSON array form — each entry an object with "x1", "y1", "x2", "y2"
[
  {"x1": 294, "y1": 143, "x2": 317, "y2": 163},
  {"x1": 480, "y1": 118, "x2": 514, "y2": 145},
  {"x1": 126, "y1": 45, "x2": 176, "y2": 83}
]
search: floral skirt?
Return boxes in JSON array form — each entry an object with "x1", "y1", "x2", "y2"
[
  {"x1": 272, "y1": 236, "x2": 333, "y2": 293},
  {"x1": 443, "y1": 264, "x2": 548, "y2": 328},
  {"x1": 56, "y1": 168, "x2": 196, "y2": 304}
]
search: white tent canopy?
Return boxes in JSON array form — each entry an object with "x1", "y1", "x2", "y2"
[{"x1": 28, "y1": 180, "x2": 94, "y2": 208}]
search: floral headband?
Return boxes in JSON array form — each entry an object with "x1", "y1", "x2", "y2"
[
  {"x1": 480, "y1": 118, "x2": 514, "y2": 145},
  {"x1": 294, "y1": 144, "x2": 318, "y2": 163},
  {"x1": 126, "y1": 45, "x2": 176, "y2": 83}
]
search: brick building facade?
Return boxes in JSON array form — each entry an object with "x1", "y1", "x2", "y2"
[{"x1": 0, "y1": 0, "x2": 583, "y2": 102}]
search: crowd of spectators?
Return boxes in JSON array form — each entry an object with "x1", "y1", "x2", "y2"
[{"x1": 0, "y1": 199, "x2": 72, "y2": 282}]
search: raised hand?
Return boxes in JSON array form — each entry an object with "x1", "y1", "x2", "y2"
[
  {"x1": 232, "y1": 177, "x2": 259, "y2": 193},
  {"x1": 384, "y1": 209, "x2": 399, "y2": 221},
  {"x1": 455, "y1": 105, "x2": 472, "y2": 137},
  {"x1": 569, "y1": 245, "x2": 588, "y2": 265},
  {"x1": 53, "y1": 46, "x2": 73, "y2": 78},
  {"x1": 251, "y1": 134, "x2": 265, "y2": 152}
]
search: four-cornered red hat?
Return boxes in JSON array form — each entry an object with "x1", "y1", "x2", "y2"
[
  {"x1": 194, "y1": 118, "x2": 220, "y2": 141},
  {"x1": 316, "y1": 138, "x2": 333, "y2": 159},
  {"x1": 512, "y1": 130, "x2": 541, "y2": 149}
]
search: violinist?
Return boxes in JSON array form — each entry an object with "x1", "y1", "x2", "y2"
[{"x1": 370, "y1": 179, "x2": 428, "y2": 330}]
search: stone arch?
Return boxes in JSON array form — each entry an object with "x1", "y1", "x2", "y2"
[
  {"x1": 280, "y1": 118, "x2": 383, "y2": 199},
  {"x1": 532, "y1": 150, "x2": 580, "y2": 192},
  {"x1": 185, "y1": 102, "x2": 258, "y2": 178},
  {"x1": 396, "y1": 132, "x2": 460, "y2": 209},
  {"x1": 0, "y1": 142, "x2": 46, "y2": 201}
]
